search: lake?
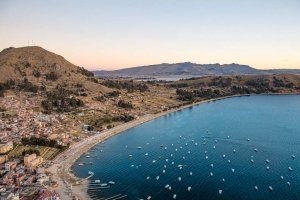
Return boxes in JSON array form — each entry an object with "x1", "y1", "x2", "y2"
[{"x1": 72, "y1": 95, "x2": 300, "y2": 200}]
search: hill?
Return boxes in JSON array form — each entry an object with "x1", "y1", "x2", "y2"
[
  {"x1": 93, "y1": 62, "x2": 300, "y2": 78},
  {"x1": 0, "y1": 46, "x2": 109, "y2": 93}
]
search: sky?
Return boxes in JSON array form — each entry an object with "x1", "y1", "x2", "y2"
[{"x1": 0, "y1": 0, "x2": 299, "y2": 70}]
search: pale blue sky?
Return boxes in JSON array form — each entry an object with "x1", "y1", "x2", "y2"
[{"x1": 0, "y1": 0, "x2": 299, "y2": 70}]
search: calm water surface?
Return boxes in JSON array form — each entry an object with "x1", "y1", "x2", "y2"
[{"x1": 72, "y1": 95, "x2": 300, "y2": 200}]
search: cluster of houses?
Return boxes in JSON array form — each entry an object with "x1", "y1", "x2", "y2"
[{"x1": 0, "y1": 96, "x2": 62, "y2": 199}]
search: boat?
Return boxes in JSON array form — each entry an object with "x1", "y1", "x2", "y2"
[
  {"x1": 78, "y1": 163, "x2": 84, "y2": 166},
  {"x1": 100, "y1": 183, "x2": 108, "y2": 187},
  {"x1": 210, "y1": 172, "x2": 213, "y2": 176},
  {"x1": 190, "y1": 172, "x2": 193, "y2": 176},
  {"x1": 219, "y1": 190, "x2": 223, "y2": 195},
  {"x1": 86, "y1": 156, "x2": 90, "y2": 158},
  {"x1": 173, "y1": 194, "x2": 177, "y2": 199},
  {"x1": 292, "y1": 155, "x2": 296, "y2": 159},
  {"x1": 147, "y1": 196, "x2": 151, "y2": 200},
  {"x1": 146, "y1": 176, "x2": 150, "y2": 180},
  {"x1": 269, "y1": 186, "x2": 273, "y2": 191},
  {"x1": 145, "y1": 153, "x2": 148, "y2": 156},
  {"x1": 165, "y1": 184, "x2": 170, "y2": 189},
  {"x1": 187, "y1": 186, "x2": 191, "y2": 191},
  {"x1": 266, "y1": 159, "x2": 270, "y2": 163},
  {"x1": 210, "y1": 164, "x2": 214, "y2": 168},
  {"x1": 137, "y1": 146, "x2": 142, "y2": 149},
  {"x1": 178, "y1": 177, "x2": 181, "y2": 181},
  {"x1": 254, "y1": 148, "x2": 258, "y2": 152},
  {"x1": 280, "y1": 176, "x2": 284, "y2": 180},
  {"x1": 266, "y1": 166, "x2": 270, "y2": 170},
  {"x1": 88, "y1": 171, "x2": 93, "y2": 175},
  {"x1": 94, "y1": 180, "x2": 100, "y2": 183},
  {"x1": 156, "y1": 176, "x2": 159, "y2": 180},
  {"x1": 108, "y1": 181, "x2": 115, "y2": 185},
  {"x1": 287, "y1": 182, "x2": 291, "y2": 186},
  {"x1": 250, "y1": 159, "x2": 254, "y2": 163},
  {"x1": 254, "y1": 186, "x2": 258, "y2": 190},
  {"x1": 231, "y1": 168, "x2": 235, "y2": 173},
  {"x1": 288, "y1": 167, "x2": 293, "y2": 171}
]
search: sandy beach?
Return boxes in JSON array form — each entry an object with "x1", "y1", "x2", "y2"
[{"x1": 47, "y1": 93, "x2": 298, "y2": 200}]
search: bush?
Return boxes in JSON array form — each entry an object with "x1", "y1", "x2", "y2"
[
  {"x1": 117, "y1": 100, "x2": 133, "y2": 109},
  {"x1": 46, "y1": 71, "x2": 59, "y2": 81}
]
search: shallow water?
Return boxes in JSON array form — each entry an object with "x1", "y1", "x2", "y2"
[{"x1": 72, "y1": 95, "x2": 300, "y2": 200}]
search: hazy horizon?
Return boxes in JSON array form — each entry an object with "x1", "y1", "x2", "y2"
[{"x1": 0, "y1": 0, "x2": 299, "y2": 70}]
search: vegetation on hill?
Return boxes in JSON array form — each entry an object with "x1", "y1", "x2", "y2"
[
  {"x1": 102, "y1": 79, "x2": 149, "y2": 92},
  {"x1": 41, "y1": 87, "x2": 84, "y2": 113}
]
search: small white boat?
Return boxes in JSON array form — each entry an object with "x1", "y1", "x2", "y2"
[
  {"x1": 288, "y1": 167, "x2": 293, "y2": 171},
  {"x1": 210, "y1": 172, "x2": 214, "y2": 176},
  {"x1": 269, "y1": 186, "x2": 273, "y2": 191},
  {"x1": 254, "y1": 148, "x2": 258, "y2": 152},
  {"x1": 152, "y1": 160, "x2": 156, "y2": 163},
  {"x1": 205, "y1": 156, "x2": 209, "y2": 159},
  {"x1": 163, "y1": 170, "x2": 166, "y2": 173},
  {"x1": 147, "y1": 196, "x2": 151, "y2": 200},
  {"x1": 100, "y1": 183, "x2": 107, "y2": 187},
  {"x1": 156, "y1": 176, "x2": 159, "y2": 180},
  {"x1": 250, "y1": 159, "x2": 254, "y2": 163},
  {"x1": 146, "y1": 176, "x2": 150, "y2": 180},
  {"x1": 108, "y1": 181, "x2": 115, "y2": 185},
  {"x1": 266, "y1": 166, "x2": 270, "y2": 170},
  {"x1": 254, "y1": 186, "x2": 258, "y2": 190},
  {"x1": 178, "y1": 177, "x2": 181, "y2": 181},
  {"x1": 88, "y1": 171, "x2": 93, "y2": 175},
  {"x1": 165, "y1": 184, "x2": 170, "y2": 189},
  {"x1": 219, "y1": 190, "x2": 223, "y2": 195},
  {"x1": 222, "y1": 178, "x2": 225, "y2": 182},
  {"x1": 266, "y1": 159, "x2": 270, "y2": 163},
  {"x1": 280, "y1": 176, "x2": 284, "y2": 180},
  {"x1": 168, "y1": 186, "x2": 172, "y2": 190},
  {"x1": 173, "y1": 194, "x2": 177, "y2": 199},
  {"x1": 190, "y1": 172, "x2": 193, "y2": 176},
  {"x1": 292, "y1": 155, "x2": 296, "y2": 159},
  {"x1": 187, "y1": 186, "x2": 191, "y2": 191},
  {"x1": 287, "y1": 182, "x2": 291, "y2": 186},
  {"x1": 210, "y1": 164, "x2": 214, "y2": 168},
  {"x1": 233, "y1": 149, "x2": 236, "y2": 153},
  {"x1": 145, "y1": 153, "x2": 149, "y2": 156},
  {"x1": 94, "y1": 180, "x2": 100, "y2": 183},
  {"x1": 231, "y1": 168, "x2": 235, "y2": 173},
  {"x1": 222, "y1": 154, "x2": 226, "y2": 158},
  {"x1": 137, "y1": 146, "x2": 142, "y2": 149},
  {"x1": 228, "y1": 160, "x2": 231, "y2": 163},
  {"x1": 78, "y1": 163, "x2": 84, "y2": 166}
]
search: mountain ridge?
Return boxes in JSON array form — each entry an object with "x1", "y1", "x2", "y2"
[{"x1": 93, "y1": 62, "x2": 300, "y2": 77}]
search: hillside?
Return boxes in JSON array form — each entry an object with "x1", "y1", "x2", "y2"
[
  {"x1": 0, "y1": 46, "x2": 109, "y2": 93},
  {"x1": 93, "y1": 62, "x2": 300, "y2": 78}
]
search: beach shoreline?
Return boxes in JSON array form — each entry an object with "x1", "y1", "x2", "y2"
[{"x1": 47, "y1": 93, "x2": 298, "y2": 200}]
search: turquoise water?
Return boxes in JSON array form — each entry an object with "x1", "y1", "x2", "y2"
[{"x1": 72, "y1": 95, "x2": 300, "y2": 200}]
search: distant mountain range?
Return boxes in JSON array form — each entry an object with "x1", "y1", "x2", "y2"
[{"x1": 93, "y1": 62, "x2": 300, "y2": 78}]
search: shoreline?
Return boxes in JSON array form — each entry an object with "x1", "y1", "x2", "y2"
[{"x1": 47, "y1": 93, "x2": 299, "y2": 200}]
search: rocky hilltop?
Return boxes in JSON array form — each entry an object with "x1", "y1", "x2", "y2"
[{"x1": 0, "y1": 46, "x2": 109, "y2": 93}]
